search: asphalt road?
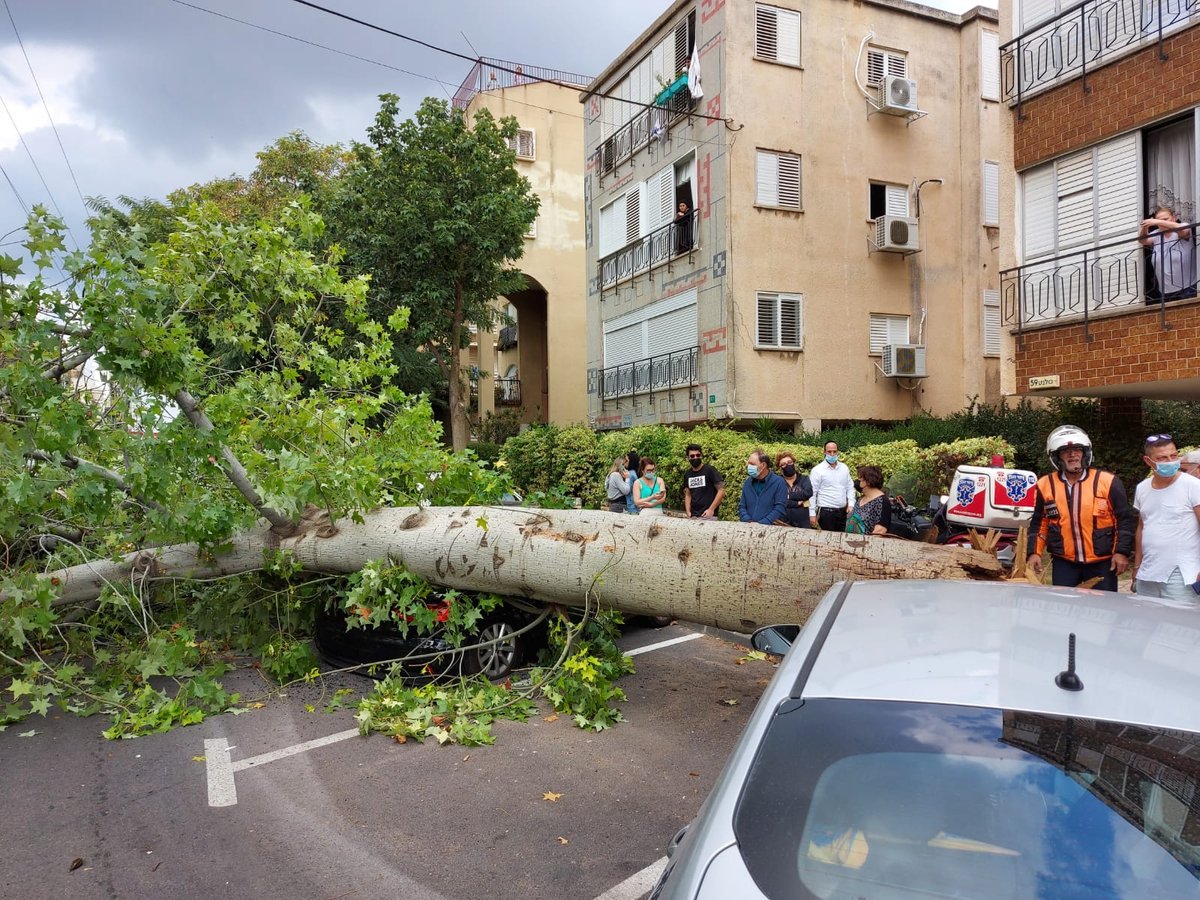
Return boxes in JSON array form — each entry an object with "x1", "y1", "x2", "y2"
[{"x1": 1, "y1": 622, "x2": 771, "y2": 900}]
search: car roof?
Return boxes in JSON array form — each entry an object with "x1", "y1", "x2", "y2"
[{"x1": 797, "y1": 580, "x2": 1200, "y2": 734}]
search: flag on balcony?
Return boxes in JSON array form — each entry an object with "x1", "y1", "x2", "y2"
[{"x1": 687, "y1": 45, "x2": 703, "y2": 100}]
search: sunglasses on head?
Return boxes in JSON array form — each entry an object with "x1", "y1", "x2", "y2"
[{"x1": 1146, "y1": 433, "x2": 1173, "y2": 442}]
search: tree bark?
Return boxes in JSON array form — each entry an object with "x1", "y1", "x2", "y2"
[
  {"x1": 36, "y1": 507, "x2": 1003, "y2": 633},
  {"x1": 447, "y1": 281, "x2": 468, "y2": 453}
]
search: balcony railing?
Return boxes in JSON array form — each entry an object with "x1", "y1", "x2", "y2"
[
  {"x1": 497, "y1": 324, "x2": 518, "y2": 350},
  {"x1": 494, "y1": 377, "x2": 521, "y2": 406},
  {"x1": 599, "y1": 211, "x2": 697, "y2": 290},
  {"x1": 1000, "y1": 227, "x2": 1196, "y2": 335},
  {"x1": 1001, "y1": 0, "x2": 1200, "y2": 108},
  {"x1": 452, "y1": 58, "x2": 593, "y2": 109},
  {"x1": 594, "y1": 90, "x2": 697, "y2": 177},
  {"x1": 599, "y1": 346, "x2": 699, "y2": 400}
]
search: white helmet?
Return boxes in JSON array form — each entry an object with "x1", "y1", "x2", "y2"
[{"x1": 1046, "y1": 425, "x2": 1093, "y2": 472}]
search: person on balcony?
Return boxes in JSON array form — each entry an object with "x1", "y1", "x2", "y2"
[
  {"x1": 673, "y1": 200, "x2": 694, "y2": 255},
  {"x1": 1140, "y1": 206, "x2": 1196, "y2": 302}
]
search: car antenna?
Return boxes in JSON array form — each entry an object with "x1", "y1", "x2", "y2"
[{"x1": 1055, "y1": 633, "x2": 1084, "y2": 692}]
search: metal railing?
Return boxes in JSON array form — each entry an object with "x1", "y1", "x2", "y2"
[
  {"x1": 494, "y1": 377, "x2": 521, "y2": 406},
  {"x1": 599, "y1": 346, "x2": 699, "y2": 400},
  {"x1": 1000, "y1": 227, "x2": 1197, "y2": 334},
  {"x1": 1001, "y1": 0, "x2": 1200, "y2": 108},
  {"x1": 598, "y1": 211, "x2": 697, "y2": 289},
  {"x1": 453, "y1": 58, "x2": 593, "y2": 109},
  {"x1": 594, "y1": 90, "x2": 697, "y2": 177},
  {"x1": 497, "y1": 324, "x2": 518, "y2": 350}
]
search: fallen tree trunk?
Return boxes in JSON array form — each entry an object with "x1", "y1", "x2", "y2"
[{"x1": 39, "y1": 506, "x2": 1003, "y2": 633}]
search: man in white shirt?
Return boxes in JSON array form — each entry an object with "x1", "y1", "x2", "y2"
[
  {"x1": 810, "y1": 441, "x2": 855, "y2": 532},
  {"x1": 1133, "y1": 434, "x2": 1200, "y2": 604}
]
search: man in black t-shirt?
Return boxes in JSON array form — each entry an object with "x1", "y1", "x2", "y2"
[{"x1": 683, "y1": 444, "x2": 725, "y2": 518}]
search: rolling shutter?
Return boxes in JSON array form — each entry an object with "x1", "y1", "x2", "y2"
[
  {"x1": 983, "y1": 161, "x2": 1000, "y2": 226},
  {"x1": 603, "y1": 322, "x2": 644, "y2": 368},
  {"x1": 603, "y1": 290, "x2": 698, "y2": 366},
  {"x1": 647, "y1": 301, "x2": 698, "y2": 356},
  {"x1": 983, "y1": 290, "x2": 1001, "y2": 357},
  {"x1": 1020, "y1": 0, "x2": 1057, "y2": 32},
  {"x1": 981, "y1": 30, "x2": 1000, "y2": 101}
]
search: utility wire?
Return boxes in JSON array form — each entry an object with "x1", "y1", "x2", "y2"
[
  {"x1": 2, "y1": 0, "x2": 87, "y2": 208},
  {"x1": 0, "y1": 92, "x2": 79, "y2": 249},
  {"x1": 0, "y1": 159, "x2": 29, "y2": 216}
]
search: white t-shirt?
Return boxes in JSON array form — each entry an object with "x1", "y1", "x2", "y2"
[{"x1": 1134, "y1": 474, "x2": 1200, "y2": 583}]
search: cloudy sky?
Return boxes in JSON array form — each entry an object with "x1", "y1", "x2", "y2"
[{"x1": 0, "y1": 0, "x2": 982, "y2": 248}]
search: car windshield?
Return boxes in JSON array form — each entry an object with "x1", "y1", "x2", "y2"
[{"x1": 733, "y1": 699, "x2": 1200, "y2": 899}]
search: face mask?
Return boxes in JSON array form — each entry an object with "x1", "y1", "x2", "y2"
[
  {"x1": 781, "y1": 464, "x2": 796, "y2": 477},
  {"x1": 1155, "y1": 460, "x2": 1182, "y2": 478},
  {"x1": 825, "y1": 454, "x2": 838, "y2": 465},
  {"x1": 747, "y1": 464, "x2": 759, "y2": 477},
  {"x1": 854, "y1": 480, "x2": 863, "y2": 492},
  {"x1": 689, "y1": 457, "x2": 703, "y2": 468}
]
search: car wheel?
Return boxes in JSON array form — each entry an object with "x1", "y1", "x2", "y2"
[{"x1": 463, "y1": 617, "x2": 522, "y2": 680}]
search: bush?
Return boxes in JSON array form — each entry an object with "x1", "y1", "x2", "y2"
[
  {"x1": 498, "y1": 424, "x2": 558, "y2": 494},
  {"x1": 476, "y1": 409, "x2": 522, "y2": 444},
  {"x1": 466, "y1": 441, "x2": 502, "y2": 466}
]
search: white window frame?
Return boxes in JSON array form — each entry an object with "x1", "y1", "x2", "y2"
[
  {"x1": 982, "y1": 290, "x2": 1001, "y2": 357},
  {"x1": 524, "y1": 216, "x2": 536, "y2": 239},
  {"x1": 756, "y1": 149, "x2": 802, "y2": 211},
  {"x1": 870, "y1": 182, "x2": 910, "y2": 220},
  {"x1": 868, "y1": 313, "x2": 910, "y2": 354},
  {"x1": 982, "y1": 161, "x2": 1000, "y2": 227},
  {"x1": 866, "y1": 46, "x2": 907, "y2": 87},
  {"x1": 754, "y1": 4, "x2": 802, "y2": 67},
  {"x1": 981, "y1": 30, "x2": 1000, "y2": 102},
  {"x1": 507, "y1": 128, "x2": 535, "y2": 161},
  {"x1": 755, "y1": 291, "x2": 804, "y2": 350}
]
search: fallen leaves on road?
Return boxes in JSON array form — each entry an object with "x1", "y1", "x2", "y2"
[
  {"x1": 736, "y1": 650, "x2": 768, "y2": 665},
  {"x1": 18, "y1": 729, "x2": 40, "y2": 737},
  {"x1": 543, "y1": 791, "x2": 563, "y2": 802},
  {"x1": 69, "y1": 858, "x2": 83, "y2": 872},
  {"x1": 393, "y1": 734, "x2": 408, "y2": 744},
  {"x1": 543, "y1": 714, "x2": 559, "y2": 723},
  {"x1": 721, "y1": 699, "x2": 739, "y2": 706},
  {"x1": 558, "y1": 837, "x2": 569, "y2": 845},
  {"x1": 689, "y1": 771, "x2": 700, "y2": 777},
  {"x1": 192, "y1": 756, "x2": 206, "y2": 762}
]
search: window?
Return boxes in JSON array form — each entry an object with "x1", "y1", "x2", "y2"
[
  {"x1": 982, "y1": 161, "x2": 999, "y2": 226},
  {"x1": 507, "y1": 128, "x2": 535, "y2": 160},
  {"x1": 866, "y1": 47, "x2": 907, "y2": 87},
  {"x1": 981, "y1": 30, "x2": 1000, "y2": 101},
  {"x1": 756, "y1": 149, "x2": 802, "y2": 210},
  {"x1": 983, "y1": 290, "x2": 1000, "y2": 356},
  {"x1": 869, "y1": 182, "x2": 909, "y2": 220},
  {"x1": 756, "y1": 292, "x2": 803, "y2": 349},
  {"x1": 755, "y1": 4, "x2": 801, "y2": 67},
  {"x1": 524, "y1": 217, "x2": 537, "y2": 239},
  {"x1": 603, "y1": 290, "x2": 698, "y2": 366},
  {"x1": 869, "y1": 313, "x2": 910, "y2": 354}
]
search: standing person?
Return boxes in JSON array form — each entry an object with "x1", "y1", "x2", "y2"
[
  {"x1": 673, "y1": 200, "x2": 694, "y2": 254},
  {"x1": 738, "y1": 449, "x2": 788, "y2": 525},
  {"x1": 810, "y1": 441, "x2": 855, "y2": 532},
  {"x1": 633, "y1": 458, "x2": 666, "y2": 516},
  {"x1": 1139, "y1": 207, "x2": 1196, "y2": 301},
  {"x1": 624, "y1": 451, "x2": 640, "y2": 514},
  {"x1": 1181, "y1": 449, "x2": 1200, "y2": 478},
  {"x1": 1133, "y1": 434, "x2": 1200, "y2": 602},
  {"x1": 847, "y1": 466, "x2": 892, "y2": 535},
  {"x1": 605, "y1": 456, "x2": 631, "y2": 513},
  {"x1": 776, "y1": 451, "x2": 813, "y2": 527},
  {"x1": 1027, "y1": 425, "x2": 1135, "y2": 591},
  {"x1": 682, "y1": 443, "x2": 725, "y2": 519}
]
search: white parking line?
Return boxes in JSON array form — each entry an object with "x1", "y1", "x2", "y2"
[
  {"x1": 625, "y1": 632, "x2": 702, "y2": 657},
  {"x1": 593, "y1": 857, "x2": 667, "y2": 900},
  {"x1": 204, "y1": 629, "x2": 707, "y2": 807}
]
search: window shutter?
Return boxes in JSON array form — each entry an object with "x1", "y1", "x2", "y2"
[
  {"x1": 776, "y1": 9, "x2": 801, "y2": 66},
  {"x1": 887, "y1": 53, "x2": 907, "y2": 78},
  {"x1": 603, "y1": 322, "x2": 644, "y2": 368},
  {"x1": 674, "y1": 17, "x2": 689, "y2": 73},
  {"x1": 1021, "y1": 163, "x2": 1056, "y2": 259},
  {"x1": 981, "y1": 30, "x2": 1000, "y2": 101},
  {"x1": 868, "y1": 48, "x2": 906, "y2": 85},
  {"x1": 599, "y1": 201, "x2": 616, "y2": 257},
  {"x1": 983, "y1": 161, "x2": 1000, "y2": 226},
  {"x1": 1095, "y1": 134, "x2": 1139, "y2": 241},
  {"x1": 866, "y1": 49, "x2": 885, "y2": 85},
  {"x1": 779, "y1": 293, "x2": 803, "y2": 348},
  {"x1": 756, "y1": 5, "x2": 778, "y2": 61},
  {"x1": 1055, "y1": 150, "x2": 1095, "y2": 251},
  {"x1": 982, "y1": 290, "x2": 1001, "y2": 357},
  {"x1": 777, "y1": 154, "x2": 801, "y2": 209},
  {"x1": 869, "y1": 313, "x2": 909, "y2": 353},
  {"x1": 1020, "y1": 0, "x2": 1057, "y2": 32},
  {"x1": 756, "y1": 150, "x2": 779, "y2": 206},
  {"x1": 625, "y1": 185, "x2": 641, "y2": 244},
  {"x1": 655, "y1": 164, "x2": 675, "y2": 231},
  {"x1": 507, "y1": 129, "x2": 535, "y2": 159},
  {"x1": 647, "y1": 302, "x2": 698, "y2": 356},
  {"x1": 885, "y1": 184, "x2": 909, "y2": 217},
  {"x1": 756, "y1": 292, "x2": 778, "y2": 345}
]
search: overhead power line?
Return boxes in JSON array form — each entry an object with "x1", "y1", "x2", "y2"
[
  {"x1": 2, "y1": 0, "x2": 87, "y2": 208},
  {"x1": 0, "y1": 91, "x2": 79, "y2": 248},
  {"x1": 0, "y1": 159, "x2": 29, "y2": 216}
]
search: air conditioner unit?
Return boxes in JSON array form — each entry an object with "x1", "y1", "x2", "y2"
[
  {"x1": 881, "y1": 344, "x2": 927, "y2": 378},
  {"x1": 878, "y1": 75, "x2": 919, "y2": 114},
  {"x1": 874, "y1": 215, "x2": 919, "y2": 252}
]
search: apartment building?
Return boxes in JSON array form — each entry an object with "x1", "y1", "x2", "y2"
[
  {"x1": 999, "y1": 1, "x2": 1200, "y2": 410},
  {"x1": 583, "y1": 0, "x2": 1002, "y2": 433},
  {"x1": 454, "y1": 59, "x2": 592, "y2": 427}
]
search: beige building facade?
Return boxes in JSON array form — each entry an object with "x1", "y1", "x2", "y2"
[
  {"x1": 457, "y1": 61, "x2": 591, "y2": 428},
  {"x1": 584, "y1": 0, "x2": 1002, "y2": 432}
]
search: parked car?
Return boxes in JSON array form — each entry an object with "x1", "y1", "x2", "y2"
[
  {"x1": 651, "y1": 579, "x2": 1200, "y2": 899},
  {"x1": 313, "y1": 593, "x2": 548, "y2": 681}
]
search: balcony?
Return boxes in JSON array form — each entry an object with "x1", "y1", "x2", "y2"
[
  {"x1": 1001, "y1": 0, "x2": 1199, "y2": 108},
  {"x1": 494, "y1": 377, "x2": 521, "y2": 406},
  {"x1": 1000, "y1": 227, "x2": 1195, "y2": 336},
  {"x1": 594, "y1": 90, "x2": 697, "y2": 178},
  {"x1": 497, "y1": 323, "x2": 518, "y2": 350},
  {"x1": 452, "y1": 58, "x2": 592, "y2": 109},
  {"x1": 599, "y1": 346, "x2": 699, "y2": 400},
  {"x1": 598, "y1": 211, "x2": 697, "y2": 291}
]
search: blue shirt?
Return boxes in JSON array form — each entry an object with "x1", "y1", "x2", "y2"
[{"x1": 738, "y1": 472, "x2": 789, "y2": 524}]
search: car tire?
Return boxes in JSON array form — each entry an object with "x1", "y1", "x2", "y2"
[{"x1": 461, "y1": 616, "x2": 523, "y2": 680}]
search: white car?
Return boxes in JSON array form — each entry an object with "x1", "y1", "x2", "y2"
[{"x1": 652, "y1": 579, "x2": 1200, "y2": 899}]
